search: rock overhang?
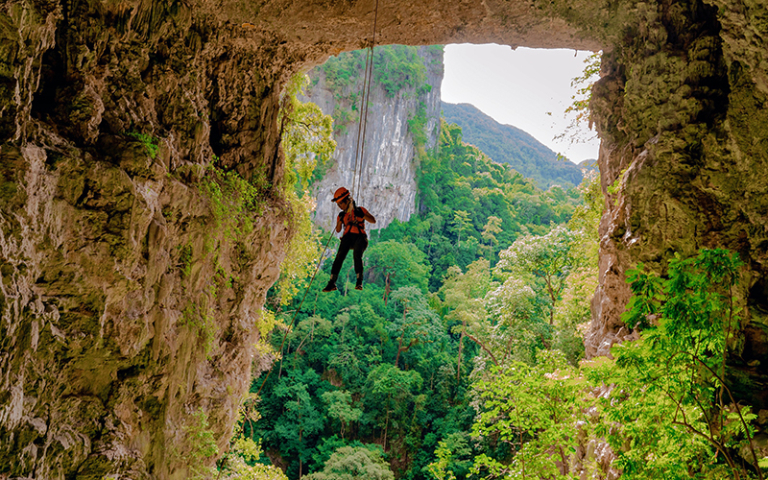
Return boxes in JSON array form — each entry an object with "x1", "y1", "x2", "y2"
[{"x1": 2, "y1": 0, "x2": 768, "y2": 478}]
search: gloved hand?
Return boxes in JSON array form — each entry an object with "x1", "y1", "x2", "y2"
[{"x1": 354, "y1": 207, "x2": 364, "y2": 219}]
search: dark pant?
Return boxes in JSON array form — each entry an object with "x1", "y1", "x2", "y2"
[{"x1": 330, "y1": 233, "x2": 368, "y2": 277}]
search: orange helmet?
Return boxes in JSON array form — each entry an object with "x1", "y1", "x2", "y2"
[{"x1": 332, "y1": 187, "x2": 350, "y2": 203}]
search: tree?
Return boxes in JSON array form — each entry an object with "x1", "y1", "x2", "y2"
[
  {"x1": 304, "y1": 446, "x2": 394, "y2": 480},
  {"x1": 275, "y1": 73, "x2": 336, "y2": 305},
  {"x1": 496, "y1": 225, "x2": 580, "y2": 325},
  {"x1": 388, "y1": 287, "x2": 445, "y2": 368},
  {"x1": 553, "y1": 169, "x2": 603, "y2": 363},
  {"x1": 439, "y1": 260, "x2": 492, "y2": 380},
  {"x1": 471, "y1": 351, "x2": 586, "y2": 479},
  {"x1": 364, "y1": 363, "x2": 424, "y2": 450},
  {"x1": 268, "y1": 369, "x2": 327, "y2": 477},
  {"x1": 480, "y1": 215, "x2": 502, "y2": 248},
  {"x1": 364, "y1": 240, "x2": 430, "y2": 293},
  {"x1": 426, "y1": 432, "x2": 473, "y2": 480},
  {"x1": 591, "y1": 249, "x2": 763, "y2": 480},
  {"x1": 322, "y1": 390, "x2": 362, "y2": 440},
  {"x1": 482, "y1": 276, "x2": 543, "y2": 366},
  {"x1": 451, "y1": 210, "x2": 471, "y2": 245}
]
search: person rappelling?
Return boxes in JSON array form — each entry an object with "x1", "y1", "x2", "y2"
[{"x1": 322, "y1": 187, "x2": 376, "y2": 292}]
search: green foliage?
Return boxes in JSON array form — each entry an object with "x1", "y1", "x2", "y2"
[
  {"x1": 321, "y1": 50, "x2": 367, "y2": 94},
  {"x1": 218, "y1": 458, "x2": 289, "y2": 480},
  {"x1": 596, "y1": 249, "x2": 762, "y2": 479},
  {"x1": 441, "y1": 103, "x2": 584, "y2": 189},
  {"x1": 274, "y1": 74, "x2": 336, "y2": 305},
  {"x1": 253, "y1": 112, "x2": 599, "y2": 480},
  {"x1": 322, "y1": 390, "x2": 362, "y2": 439},
  {"x1": 496, "y1": 225, "x2": 581, "y2": 325},
  {"x1": 365, "y1": 241, "x2": 430, "y2": 293},
  {"x1": 426, "y1": 433, "x2": 472, "y2": 480},
  {"x1": 472, "y1": 351, "x2": 587, "y2": 479},
  {"x1": 392, "y1": 120, "x2": 581, "y2": 290},
  {"x1": 451, "y1": 211, "x2": 471, "y2": 245},
  {"x1": 373, "y1": 45, "x2": 429, "y2": 98},
  {"x1": 304, "y1": 446, "x2": 394, "y2": 480},
  {"x1": 408, "y1": 102, "x2": 430, "y2": 152},
  {"x1": 456, "y1": 249, "x2": 761, "y2": 480},
  {"x1": 480, "y1": 216, "x2": 502, "y2": 247},
  {"x1": 178, "y1": 243, "x2": 193, "y2": 279},
  {"x1": 606, "y1": 167, "x2": 627, "y2": 201},
  {"x1": 180, "y1": 408, "x2": 220, "y2": 480},
  {"x1": 555, "y1": 51, "x2": 602, "y2": 147},
  {"x1": 219, "y1": 394, "x2": 289, "y2": 480},
  {"x1": 200, "y1": 163, "x2": 263, "y2": 241},
  {"x1": 318, "y1": 45, "x2": 431, "y2": 133},
  {"x1": 126, "y1": 131, "x2": 159, "y2": 159},
  {"x1": 281, "y1": 74, "x2": 337, "y2": 193}
]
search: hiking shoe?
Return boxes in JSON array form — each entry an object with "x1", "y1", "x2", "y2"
[
  {"x1": 322, "y1": 281, "x2": 337, "y2": 292},
  {"x1": 355, "y1": 283, "x2": 363, "y2": 291}
]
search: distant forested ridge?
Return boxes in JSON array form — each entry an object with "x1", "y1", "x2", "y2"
[{"x1": 441, "y1": 102, "x2": 584, "y2": 189}]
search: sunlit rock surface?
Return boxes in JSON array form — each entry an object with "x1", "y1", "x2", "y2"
[
  {"x1": 303, "y1": 46, "x2": 442, "y2": 231},
  {"x1": 2, "y1": 0, "x2": 768, "y2": 477}
]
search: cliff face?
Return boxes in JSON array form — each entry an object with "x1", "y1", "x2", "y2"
[
  {"x1": 589, "y1": 0, "x2": 768, "y2": 416},
  {"x1": 0, "y1": 2, "x2": 297, "y2": 477},
  {"x1": 584, "y1": 0, "x2": 768, "y2": 400},
  {"x1": 303, "y1": 46, "x2": 443, "y2": 230},
  {"x1": 3, "y1": 0, "x2": 768, "y2": 477}
]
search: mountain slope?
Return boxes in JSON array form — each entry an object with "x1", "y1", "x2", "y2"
[{"x1": 441, "y1": 102, "x2": 584, "y2": 189}]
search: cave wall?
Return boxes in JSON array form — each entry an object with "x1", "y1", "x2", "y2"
[
  {"x1": 584, "y1": 0, "x2": 768, "y2": 411},
  {"x1": 2, "y1": 0, "x2": 768, "y2": 477},
  {"x1": 0, "y1": 1, "x2": 301, "y2": 477}
]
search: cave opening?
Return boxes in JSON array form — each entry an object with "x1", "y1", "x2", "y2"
[
  {"x1": 4, "y1": 1, "x2": 768, "y2": 478},
  {"x1": 302, "y1": 42, "x2": 602, "y2": 233}
]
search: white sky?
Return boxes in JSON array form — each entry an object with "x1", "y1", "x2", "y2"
[{"x1": 441, "y1": 44, "x2": 600, "y2": 164}]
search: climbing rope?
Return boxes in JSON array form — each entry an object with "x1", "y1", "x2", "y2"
[
  {"x1": 351, "y1": 49, "x2": 373, "y2": 197},
  {"x1": 351, "y1": 0, "x2": 380, "y2": 199},
  {"x1": 257, "y1": 0, "x2": 381, "y2": 395}
]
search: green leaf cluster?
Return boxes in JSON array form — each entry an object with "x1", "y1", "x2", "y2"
[
  {"x1": 459, "y1": 249, "x2": 765, "y2": 480},
  {"x1": 126, "y1": 131, "x2": 160, "y2": 159},
  {"x1": 305, "y1": 446, "x2": 394, "y2": 480},
  {"x1": 597, "y1": 249, "x2": 763, "y2": 480},
  {"x1": 274, "y1": 73, "x2": 336, "y2": 306},
  {"x1": 372, "y1": 45, "x2": 430, "y2": 98},
  {"x1": 383, "y1": 120, "x2": 581, "y2": 291},
  {"x1": 200, "y1": 162, "x2": 263, "y2": 241}
]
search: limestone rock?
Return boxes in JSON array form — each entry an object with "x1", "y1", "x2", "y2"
[
  {"x1": 3, "y1": 0, "x2": 768, "y2": 477},
  {"x1": 303, "y1": 46, "x2": 443, "y2": 230}
]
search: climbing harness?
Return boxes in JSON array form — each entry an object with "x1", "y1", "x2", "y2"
[
  {"x1": 258, "y1": 0, "x2": 381, "y2": 394},
  {"x1": 339, "y1": 207, "x2": 368, "y2": 235}
]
